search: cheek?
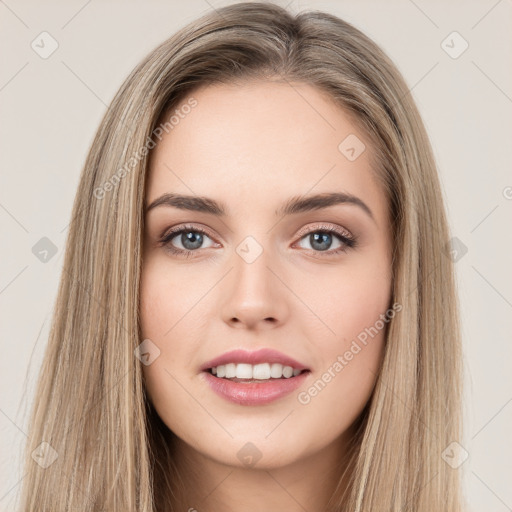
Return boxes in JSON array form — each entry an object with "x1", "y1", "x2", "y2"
[
  {"x1": 140, "y1": 273, "x2": 174, "y2": 341},
  {"x1": 139, "y1": 257, "x2": 213, "y2": 442},
  {"x1": 139, "y1": 254, "x2": 207, "y2": 341},
  {"x1": 139, "y1": 260, "x2": 184, "y2": 397},
  {"x1": 291, "y1": 250, "x2": 392, "y2": 411},
  {"x1": 295, "y1": 250, "x2": 392, "y2": 347}
]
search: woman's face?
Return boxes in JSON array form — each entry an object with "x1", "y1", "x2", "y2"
[{"x1": 140, "y1": 81, "x2": 393, "y2": 469}]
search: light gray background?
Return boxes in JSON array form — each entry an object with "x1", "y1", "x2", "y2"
[{"x1": 1, "y1": 1, "x2": 511, "y2": 510}]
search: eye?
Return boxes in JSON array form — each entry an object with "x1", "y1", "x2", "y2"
[
  {"x1": 158, "y1": 224, "x2": 218, "y2": 257},
  {"x1": 294, "y1": 224, "x2": 357, "y2": 256}
]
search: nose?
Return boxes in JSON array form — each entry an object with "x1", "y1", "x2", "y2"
[{"x1": 221, "y1": 247, "x2": 290, "y2": 330}]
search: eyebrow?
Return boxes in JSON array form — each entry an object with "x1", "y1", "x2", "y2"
[{"x1": 145, "y1": 192, "x2": 374, "y2": 221}]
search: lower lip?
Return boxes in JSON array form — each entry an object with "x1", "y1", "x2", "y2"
[{"x1": 201, "y1": 370, "x2": 310, "y2": 406}]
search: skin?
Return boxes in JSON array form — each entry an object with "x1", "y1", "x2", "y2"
[{"x1": 140, "y1": 80, "x2": 393, "y2": 511}]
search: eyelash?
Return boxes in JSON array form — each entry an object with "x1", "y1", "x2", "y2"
[{"x1": 157, "y1": 223, "x2": 358, "y2": 259}]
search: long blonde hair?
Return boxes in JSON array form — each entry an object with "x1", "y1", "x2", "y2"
[{"x1": 18, "y1": 2, "x2": 464, "y2": 510}]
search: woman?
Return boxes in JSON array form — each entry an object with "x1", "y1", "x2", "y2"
[{"x1": 19, "y1": 2, "x2": 464, "y2": 511}]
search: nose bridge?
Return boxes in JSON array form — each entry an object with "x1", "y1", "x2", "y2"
[{"x1": 221, "y1": 234, "x2": 288, "y2": 329}]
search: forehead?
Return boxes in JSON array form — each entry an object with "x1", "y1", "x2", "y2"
[{"x1": 146, "y1": 81, "x2": 384, "y2": 218}]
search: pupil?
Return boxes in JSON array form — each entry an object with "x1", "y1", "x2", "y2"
[
  {"x1": 310, "y1": 232, "x2": 331, "y2": 251},
  {"x1": 182, "y1": 231, "x2": 203, "y2": 250}
]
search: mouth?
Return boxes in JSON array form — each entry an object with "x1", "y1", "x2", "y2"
[{"x1": 199, "y1": 349, "x2": 311, "y2": 405}]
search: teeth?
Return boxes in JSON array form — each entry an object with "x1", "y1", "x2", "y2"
[
  {"x1": 270, "y1": 363, "x2": 283, "y2": 378},
  {"x1": 236, "y1": 363, "x2": 253, "y2": 379},
  {"x1": 225, "y1": 363, "x2": 236, "y2": 378},
  {"x1": 252, "y1": 363, "x2": 270, "y2": 380},
  {"x1": 282, "y1": 366, "x2": 293, "y2": 378},
  {"x1": 210, "y1": 362, "x2": 304, "y2": 380}
]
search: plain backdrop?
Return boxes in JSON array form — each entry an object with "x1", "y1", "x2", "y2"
[{"x1": 1, "y1": 1, "x2": 511, "y2": 510}]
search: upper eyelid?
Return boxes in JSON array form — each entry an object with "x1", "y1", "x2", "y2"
[
  {"x1": 294, "y1": 223, "x2": 353, "y2": 239},
  {"x1": 162, "y1": 223, "x2": 217, "y2": 241}
]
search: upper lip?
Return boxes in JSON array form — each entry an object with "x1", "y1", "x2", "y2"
[{"x1": 200, "y1": 348, "x2": 310, "y2": 372}]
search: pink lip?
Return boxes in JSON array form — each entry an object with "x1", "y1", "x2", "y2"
[
  {"x1": 201, "y1": 370, "x2": 310, "y2": 406},
  {"x1": 199, "y1": 348, "x2": 309, "y2": 372}
]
